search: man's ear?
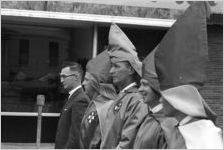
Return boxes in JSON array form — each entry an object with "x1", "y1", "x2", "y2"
[{"x1": 73, "y1": 71, "x2": 80, "y2": 80}]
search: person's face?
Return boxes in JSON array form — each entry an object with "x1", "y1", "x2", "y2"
[
  {"x1": 160, "y1": 97, "x2": 176, "y2": 117},
  {"x1": 138, "y1": 79, "x2": 154, "y2": 103},
  {"x1": 82, "y1": 72, "x2": 96, "y2": 99},
  {"x1": 60, "y1": 67, "x2": 78, "y2": 91},
  {"x1": 109, "y1": 61, "x2": 133, "y2": 87}
]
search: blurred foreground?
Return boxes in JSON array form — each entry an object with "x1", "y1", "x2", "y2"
[{"x1": 1, "y1": 143, "x2": 54, "y2": 149}]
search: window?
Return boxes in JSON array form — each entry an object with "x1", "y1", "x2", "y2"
[
  {"x1": 1, "y1": 38, "x2": 6, "y2": 65},
  {"x1": 19, "y1": 39, "x2": 29, "y2": 65},
  {"x1": 49, "y1": 42, "x2": 59, "y2": 66}
]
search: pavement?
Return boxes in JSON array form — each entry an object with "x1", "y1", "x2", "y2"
[{"x1": 1, "y1": 143, "x2": 54, "y2": 149}]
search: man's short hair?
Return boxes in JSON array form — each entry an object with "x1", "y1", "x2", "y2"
[{"x1": 61, "y1": 61, "x2": 83, "y2": 78}]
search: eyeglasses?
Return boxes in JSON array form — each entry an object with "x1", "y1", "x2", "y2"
[{"x1": 60, "y1": 74, "x2": 76, "y2": 79}]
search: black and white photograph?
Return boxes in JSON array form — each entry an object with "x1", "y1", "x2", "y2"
[{"x1": 1, "y1": 1, "x2": 223, "y2": 149}]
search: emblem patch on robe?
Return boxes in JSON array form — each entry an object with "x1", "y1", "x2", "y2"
[
  {"x1": 87, "y1": 111, "x2": 97, "y2": 124},
  {"x1": 114, "y1": 101, "x2": 122, "y2": 112}
]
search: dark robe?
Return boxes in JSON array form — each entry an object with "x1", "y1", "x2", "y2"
[
  {"x1": 80, "y1": 94, "x2": 115, "y2": 149},
  {"x1": 80, "y1": 101, "x2": 101, "y2": 149},
  {"x1": 55, "y1": 87, "x2": 90, "y2": 149},
  {"x1": 100, "y1": 86, "x2": 148, "y2": 149},
  {"x1": 161, "y1": 117, "x2": 187, "y2": 149},
  {"x1": 133, "y1": 107, "x2": 178, "y2": 149}
]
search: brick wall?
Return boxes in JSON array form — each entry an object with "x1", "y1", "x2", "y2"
[{"x1": 200, "y1": 25, "x2": 223, "y2": 128}]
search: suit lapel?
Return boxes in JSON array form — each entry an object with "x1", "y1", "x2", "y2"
[
  {"x1": 63, "y1": 87, "x2": 83, "y2": 111},
  {"x1": 69, "y1": 87, "x2": 82, "y2": 100}
]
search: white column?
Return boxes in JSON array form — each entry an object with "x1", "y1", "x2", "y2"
[
  {"x1": 92, "y1": 24, "x2": 98, "y2": 58},
  {"x1": 36, "y1": 95, "x2": 45, "y2": 148}
]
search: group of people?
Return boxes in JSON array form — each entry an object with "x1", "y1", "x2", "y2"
[{"x1": 54, "y1": 2, "x2": 223, "y2": 149}]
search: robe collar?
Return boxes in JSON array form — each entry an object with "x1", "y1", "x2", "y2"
[
  {"x1": 179, "y1": 116, "x2": 193, "y2": 126},
  {"x1": 120, "y1": 82, "x2": 137, "y2": 93},
  {"x1": 151, "y1": 103, "x2": 163, "y2": 114}
]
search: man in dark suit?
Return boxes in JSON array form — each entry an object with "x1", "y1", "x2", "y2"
[{"x1": 55, "y1": 62, "x2": 90, "y2": 149}]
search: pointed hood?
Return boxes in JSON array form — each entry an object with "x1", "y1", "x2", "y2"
[
  {"x1": 142, "y1": 46, "x2": 160, "y2": 94},
  {"x1": 85, "y1": 50, "x2": 117, "y2": 100},
  {"x1": 155, "y1": 2, "x2": 217, "y2": 122},
  {"x1": 108, "y1": 23, "x2": 142, "y2": 76},
  {"x1": 155, "y1": 2, "x2": 210, "y2": 91},
  {"x1": 109, "y1": 23, "x2": 136, "y2": 55},
  {"x1": 86, "y1": 50, "x2": 112, "y2": 83}
]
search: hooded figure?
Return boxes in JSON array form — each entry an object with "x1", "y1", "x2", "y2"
[
  {"x1": 133, "y1": 46, "x2": 178, "y2": 149},
  {"x1": 154, "y1": 2, "x2": 223, "y2": 149},
  {"x1": 141, "y1": 45, "x2": 160, "y2": 95},
  {"x1": 80, "y1": 50, "x2": 117, "y2": 149},
  {"x1": 100, "y1": 23, "x2": 148, "y2": 149}
]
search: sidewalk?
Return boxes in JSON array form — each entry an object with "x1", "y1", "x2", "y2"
[{"x1": 1, "y1": 143, "x2": 54, "y2": 149}]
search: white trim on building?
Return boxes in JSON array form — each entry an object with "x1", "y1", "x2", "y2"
[
  {"x1": 92, "y1": 24, "x2": 98, "y2": 58},
  {"x1": 1, "y1": 8, "x2": 175, "y2": 28},
  {"x1": 1, "y1": 112, "x2": 60, "y2": 117}
]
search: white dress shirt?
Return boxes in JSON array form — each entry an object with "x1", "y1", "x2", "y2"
[{"x1": 68, "y1": 85, "x2": 82, "y2": 99}]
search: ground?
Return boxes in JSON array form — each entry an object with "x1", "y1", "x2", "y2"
[{"x1": 1, "y1": 143, "x2": 54, "y2": 149}]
